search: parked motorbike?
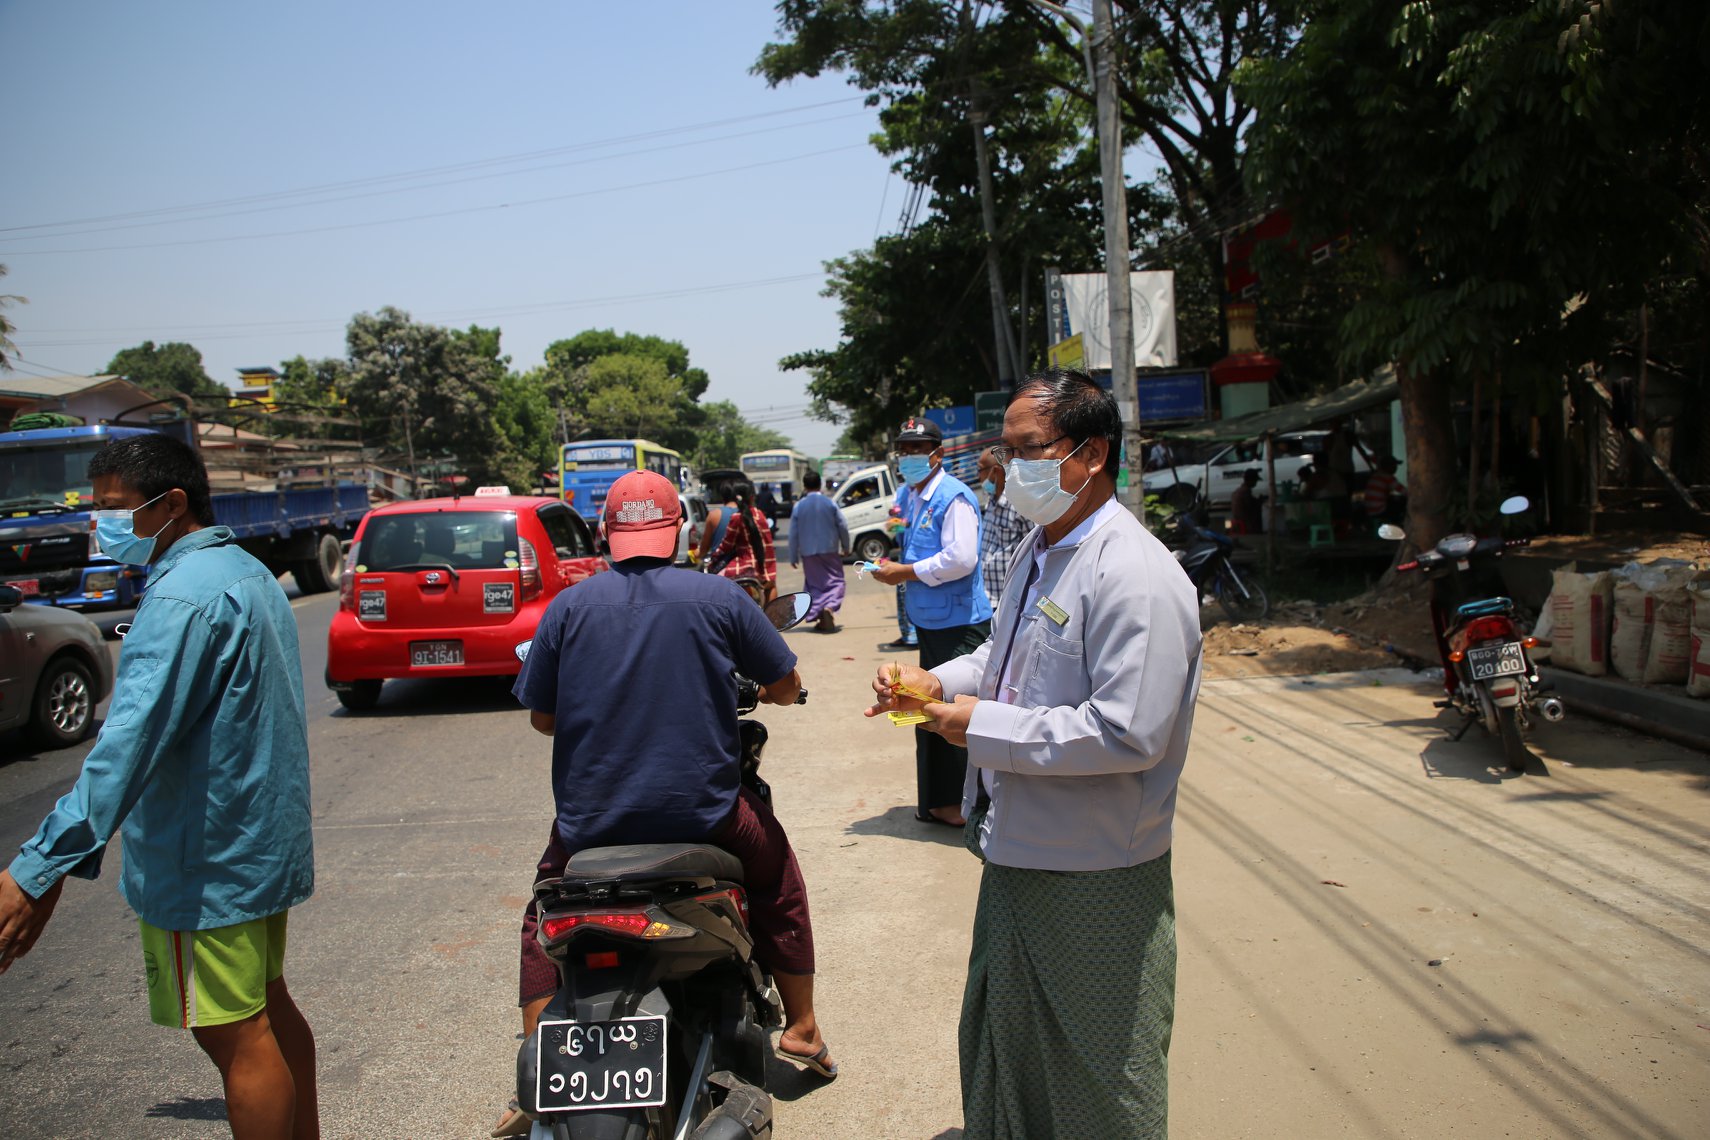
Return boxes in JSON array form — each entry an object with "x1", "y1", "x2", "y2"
[
  {"x1": 511, "y1": 592, "x2": 812, "y2": 1140},
  {"x1": 1170, "y1": 510, "x2": 1270, "y2": 622},
  {"x1": 1382, "y1": 498, "x2": 1565, "y2": 773}
]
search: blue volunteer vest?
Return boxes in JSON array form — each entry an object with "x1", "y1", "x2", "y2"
[{"x1": 902, "y1": 471, "x2": 993, "y2": 630}]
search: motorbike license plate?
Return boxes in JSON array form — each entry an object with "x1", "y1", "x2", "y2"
[
  {"x1": 1466, "y1": 641, "x2": 1526, "y2": 681},
  {"x1": 409, "y1": 640, "x2": 464, "y2": 666},
  {"x1": 536, "y1": 1015, "x2": 667, "y2": 1112}
]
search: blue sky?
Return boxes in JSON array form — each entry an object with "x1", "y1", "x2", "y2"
[{"x1": 0, "y1": 2, "x2": 906, "y2": 456}]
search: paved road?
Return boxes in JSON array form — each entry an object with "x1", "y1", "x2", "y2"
[{"x1": 1, "y1": 572, "x2": 1706, "y2": 1138}]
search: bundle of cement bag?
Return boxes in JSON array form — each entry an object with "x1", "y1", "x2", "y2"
[{"x1": 1540, "y1": 559, "x2": 1709, "y2": 691}]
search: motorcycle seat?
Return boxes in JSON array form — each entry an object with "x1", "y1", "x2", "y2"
[
  {"x1": 561, "y1": 843, "x2": 744, "y2": 886},
  {"x1": 1456, "y1": 597, "x2": 1515, "y2": 618}
]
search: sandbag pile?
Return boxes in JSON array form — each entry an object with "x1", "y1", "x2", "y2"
[{"x1": 1543, "y1": 558, "x2": 1709, "y2": 695}]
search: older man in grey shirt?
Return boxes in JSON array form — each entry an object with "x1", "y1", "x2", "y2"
[{"x1": 869, "y1": 369, "x2": 1202, "y2": 1140}]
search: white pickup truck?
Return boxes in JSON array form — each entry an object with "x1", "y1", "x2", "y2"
[
  {"x1": 828, "y1": 463, "x2": 900, "y2": 563},
  {"x1": 1142, "y1": 430, "x2": 1370, "y2": 508}
]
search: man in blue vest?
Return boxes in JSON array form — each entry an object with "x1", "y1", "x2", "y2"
[{"x1": 871, "y1": 417, "x2": 993, "y2": 826}]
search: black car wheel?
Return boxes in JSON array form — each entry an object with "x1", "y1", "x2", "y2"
[
  {"x1": 29, "y1": 655, "x2": 95, "y2": 750},
  {"x1": 336, "y1": 680, "x2": 383, "y2": 712},
  {"x1": 855, "y1": 533, "x2": 890, "y2": 564}
]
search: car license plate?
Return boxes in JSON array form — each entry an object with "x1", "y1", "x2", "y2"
[
  {"x1": 9, "y1": 579, "x2": 39, "y2": 596},
  {"x1": 536, "y1": 1015, "x2": 667, "y2": 1112},
  {"x1": 409, "y1": 640, "x2": 463, "y2": 666},
  {"x1": 1467, "y1": 641, "x2": 1526, "y2": 681}
]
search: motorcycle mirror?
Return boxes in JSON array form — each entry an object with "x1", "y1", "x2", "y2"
[
  {"x1": 514, "y1": 639, "x2": 533, "y2": 662},
  {"x1": 763, "y1": 591, "x2": 812, "y2": 631},
  {"x1": 1377, "y1": 523, "x2": 1406, "y2": 541},
  {"x1": 1498, "y1": 495, "x2": 1530, "y2": 515}
]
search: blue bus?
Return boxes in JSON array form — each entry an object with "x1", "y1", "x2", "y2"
[{"x1": 559, "y1": 439, "x2": 685, "y2": 518}]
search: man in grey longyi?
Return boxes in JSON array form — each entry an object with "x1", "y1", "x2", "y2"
[{"x1": 869, "y1": 368, "x2": 1203, "y2": 1138}]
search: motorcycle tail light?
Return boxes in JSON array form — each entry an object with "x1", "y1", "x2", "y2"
[
  {"x1": 584, "y1": 951, "x2": 620, "y2": 970},
  {"x1": 1463, "y1": 615, "x2": 1514, "y2": 643},
  {"x1": 539, "y1": 910, "x2": 689, "y2": 944},
  {"x1": 1448, "y1": 650, "x2": 1465, "y2": 663},
  {"x1": 519, "y1": 537, "x2": 543, "y2": 601},
  {"x1": 1523, "y1": 636, "x2": 1539, "y2": 648}
]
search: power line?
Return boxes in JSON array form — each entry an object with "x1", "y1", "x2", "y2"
[
  {"x1": 0, "y1": 145, "x2": 872, "y2": 257},
  {"x1": 5, "y1": 111, "x2": 875, "y2": 243},
  {"x1": 1, "y1": 96, "x2": 870, "y2": 236}
]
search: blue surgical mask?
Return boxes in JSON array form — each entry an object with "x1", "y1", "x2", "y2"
[
  {"x1": 91, "y1": 491, "x2": 172, "y2": 565},
  {"x1": 897, "y1": 454, "x2": 934, "y2": 486},
  {"x1": 1005, "y1": 439, "x2": 1091, "y2": 526},
  {"x1": 980, "y1": 480, "x2": 998, "y2": 497}
]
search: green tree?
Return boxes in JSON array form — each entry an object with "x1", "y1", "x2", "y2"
[
  {"x1": 0, "y1": 265, "x2": 24, "y2": 373},
  {"x1": 104, "y1": 340, "x2": 228, "y2": 403},
  {"x1": 542, "y1": 328, "x2": 714, "y2": 454},
  {"x1": 581, "y1": 354, "x2": 685, "y2": 441},
  {"x1": 691, "y1": 400, "x2": 794, "y2": 471},
  {"x1": 341, "y1": 308, "x2": 507, "y2": 486},
  {"x1": 1242, "y1": 0, "x2": 1710, "y2": 547},
  {"x1": 492, "y1": 368, "x2": 559, "y2": 491},
  {"x1": 271, "y1": 355, "x2": 352, "y2": 439}
]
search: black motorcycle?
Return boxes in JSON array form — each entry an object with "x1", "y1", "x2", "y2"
[
  {"x1": 1170, "y1": 511, "x2": 1270, "y2": 622},
  {"x1": 512, "y1": 592, "x2": 811, "y2": 1140}
]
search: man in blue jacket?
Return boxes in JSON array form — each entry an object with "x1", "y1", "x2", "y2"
[
  {"x1": 0, "y1": 433, "x2": 318, "y2": 1139},
  {"x1": 786, "y1": 468, "x2": 850, "y2": 632},
  {"x1": 870, "y1": 417, "x2": 992, "y2": 826}
]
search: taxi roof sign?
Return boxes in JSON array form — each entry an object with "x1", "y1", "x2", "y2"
[{"x1": 473, "y1": 485, "x2": 512, "y2": 497}]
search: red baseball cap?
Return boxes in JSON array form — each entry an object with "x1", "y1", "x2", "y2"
[{"x1": 603, "y1": 470, "x2": 682, "y2": 561}]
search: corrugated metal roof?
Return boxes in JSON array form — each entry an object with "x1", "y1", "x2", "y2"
[
  {"x1": 0, "y1": 373, "x2": 126, "y2": 399},
  {"x1": 1159, "y1": 366, "x2": 1399, "y2": 441}
]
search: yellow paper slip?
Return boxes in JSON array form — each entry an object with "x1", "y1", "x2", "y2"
[{"x1": 887, "y1": 710, "x2": 932, "y2": 726}]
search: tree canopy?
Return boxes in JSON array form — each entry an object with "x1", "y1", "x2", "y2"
[{"x1": 104, "y1": 340, "x2": 228, "y2": 403}]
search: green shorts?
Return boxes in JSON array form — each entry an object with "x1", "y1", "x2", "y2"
[{"x1": 139, "y1": 911, "x2": 288, "y2": 1029}]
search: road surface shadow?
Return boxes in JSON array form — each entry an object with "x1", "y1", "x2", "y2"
[
  {"x1": 329, "y1": 675, "x2": 521, "y2": 718},
  {"x1": 146, "y1": 1096, "x2": 226, "y2": 1120},
  {"x1": 845, "y1": 806, "x2": 968, "y2": 846},
  {"x1": 0, "y1": 719, "x2": 104, "y2": 770},
  {"x1": 763, "y1": 1052, "x2": 840, "y2": 1103}
]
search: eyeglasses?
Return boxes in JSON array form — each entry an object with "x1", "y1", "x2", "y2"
[{"x1": 990, "y1": 435, "x2": 1070, "y2": 465}]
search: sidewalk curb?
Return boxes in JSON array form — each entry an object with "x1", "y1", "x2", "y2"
[{"x1": 1538, "y1": 666, "x2": 1710, "y2": 754}]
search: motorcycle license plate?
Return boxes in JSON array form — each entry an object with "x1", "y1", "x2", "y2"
[
  {"x1": 1466, "y1": 642, "x2": 1526, "y2": 681},
  {"x1": 409, "y1": 639, "x2": 463, "y2": 666},
  {"x1": 536, "y1": 1015, "x2": 667, "y2": 1112}
]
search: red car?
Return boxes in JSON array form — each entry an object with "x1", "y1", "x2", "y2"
[{"x1": 325, "y1": 490, "x2": 606, "y2": 711}]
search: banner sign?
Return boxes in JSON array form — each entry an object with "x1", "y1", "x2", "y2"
[
  {"x1": 1057, "y1": 271, "x2": 1178, "y2": 370},
  {"x1": 1135, "y1": 369, "x2": 1209, "y2": 424}
]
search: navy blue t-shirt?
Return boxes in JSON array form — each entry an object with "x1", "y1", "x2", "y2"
[{"x1": 512, "y1": 561, "x2": 797, "y2": 852}]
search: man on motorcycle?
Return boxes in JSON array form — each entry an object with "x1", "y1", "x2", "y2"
[{"x1": 498, "y1": 470, "x2": 834, "y2": 1133}]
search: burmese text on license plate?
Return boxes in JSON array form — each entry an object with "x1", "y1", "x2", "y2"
[
  {"x1": 410, "y1": 641, "x2": 463, "y2": 666},
  {"x1": 1468, "y1": 642, "x2": 1524, "y2": 680},
  {"x1": 536, "y1": 1015, "x2": 667, "y2": 1112}
]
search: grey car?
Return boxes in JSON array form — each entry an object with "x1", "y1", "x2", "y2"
[{"x1": 0, "y1": 585, "x2": 114, "y2": 750}]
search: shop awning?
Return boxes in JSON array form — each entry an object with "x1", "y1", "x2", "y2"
[{"x1": 1158, "y1": 366, "x2": 1398, "y2": 442}]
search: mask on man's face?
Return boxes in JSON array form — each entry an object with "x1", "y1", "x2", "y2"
[
  {"x1": 90, "y1": 491, "x2": 172, "y2": 565},
  {"x1": 1005, "y1": 439, "x2": 1092, "y2": 526},
  {"x1": 897, "y1": 453, "x2": 934, "y2": 486}
]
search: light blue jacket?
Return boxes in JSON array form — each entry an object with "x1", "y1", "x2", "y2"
[
  {"x1": 786, "y1": 491, "x2": 849, "y2": 561},
  {"x1": 8, "y1": 526, "x2": 315, "y2": 929},
  {"x1": 932, "y1": 503, "x2": 1202, "y2": 871}
]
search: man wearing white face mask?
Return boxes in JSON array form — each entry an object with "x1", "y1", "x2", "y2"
[
  {"x1": 0, "y1": 433, "x2": 319, "y2": 1138},
  {"x1": 867, "y1": 369, "x2": 1202, "y2": 1139},
  {"x1": 869, "y1": 416, "x2": 992, "y2": 827}
]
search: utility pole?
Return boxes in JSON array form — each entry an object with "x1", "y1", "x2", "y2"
[
  {"x1": 1032, "y1": 0, "x2": 1140, "y2": 510},
  {"x1": 970, "y1": 90, "x2": 1021, "y2": 385},
  {"x1": 1092, "y1": 0, "x2": 1139, "y2": 511}
]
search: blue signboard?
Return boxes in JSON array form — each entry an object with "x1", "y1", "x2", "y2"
[
  {"x1": 921, "y1": 405, "x2": 977, "y2": 436},
  {"x1": 1136, "y1": 369, "x2": 1209, "y2": 423}
]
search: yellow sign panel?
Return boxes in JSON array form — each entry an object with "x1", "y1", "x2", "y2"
[{"x1": 1047, "y1": 333, "x2": 1084, "y2": 370}]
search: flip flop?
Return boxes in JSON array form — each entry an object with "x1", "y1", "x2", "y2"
[
  {"x1": 774, "y1": 1040, "x2": 839, "y2": 1080},
  {"x1": 914, "y1": 811, "x2": 964, "y2": 828},
  {"x1": 491, "y1": 1097, "x2": 534, "y2": 1137}
]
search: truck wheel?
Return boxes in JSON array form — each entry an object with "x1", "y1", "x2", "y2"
[
  {"x1": 294, "y1": 533, "x2": 344, "y2": 594},
  {"x1": 336, "y1": 680, "x2": 382, "y2": 712},
  {"x1": 855, "y1": 533, "x2": 890, "y2": 564},
  {"x1": 28, "y1": 655, "x2": 96, "y2": 750}
]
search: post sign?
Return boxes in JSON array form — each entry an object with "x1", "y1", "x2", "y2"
[{"x1": 921, "y1": 405, "x2": 976, "y2": 436}]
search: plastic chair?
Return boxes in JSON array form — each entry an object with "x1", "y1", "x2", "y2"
[{"x1": 1308, "y1": 523, "x2": 1335, "y2": 548}]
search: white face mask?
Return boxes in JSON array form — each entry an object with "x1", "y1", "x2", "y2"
[{"x1": 1005, "y1": 438, "x2": 1091, "y2": 526}]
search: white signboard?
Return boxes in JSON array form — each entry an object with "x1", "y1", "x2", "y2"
[{"x1": 1059, "y1": 270, "x2": 1177, "y2": 370}]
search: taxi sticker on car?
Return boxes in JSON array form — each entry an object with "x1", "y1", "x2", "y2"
[
  {"x1": 484, "y1": 582, "x2": 516, "y2": 614},
  {"x1": 359, "y1": 590, "x2": 387, "y2": 621}
]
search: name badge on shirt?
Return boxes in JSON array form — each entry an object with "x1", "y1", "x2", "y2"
[{"x1": 1036, "y1": 595, "x2": 1070, "y2": 626}]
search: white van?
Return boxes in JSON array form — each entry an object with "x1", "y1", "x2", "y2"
[
  {"x1": 830, "y1": 463, "x2": 899, "y2": 563},
  {"x1": 1142, "y1": 430, "x2": 1371, "y2": 508}
]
